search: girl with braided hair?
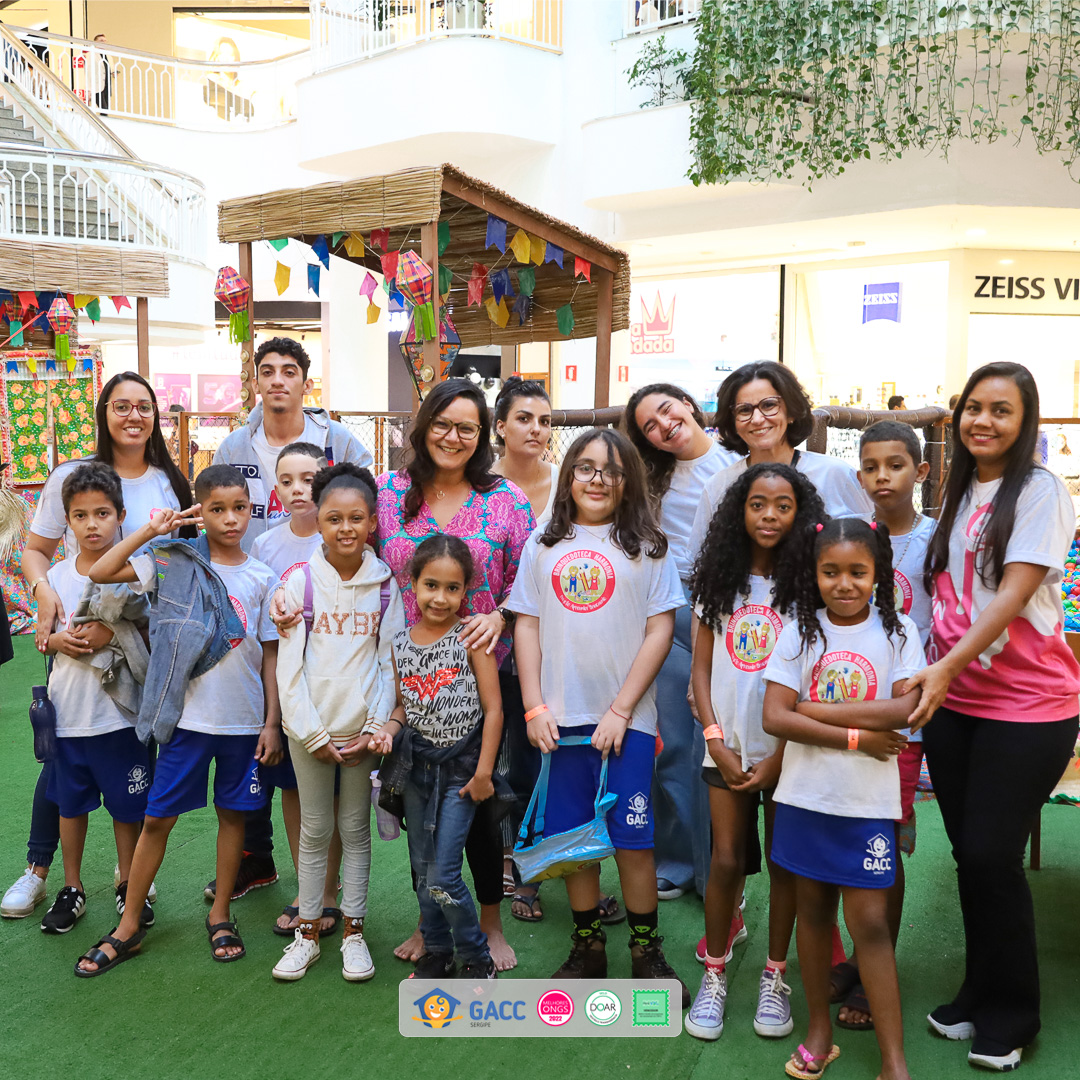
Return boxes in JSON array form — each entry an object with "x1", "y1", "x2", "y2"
[{"x1": 761, "y1": 517, "x2": 925, "y2": 1080}]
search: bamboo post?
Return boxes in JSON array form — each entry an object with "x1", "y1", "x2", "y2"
[
  {"x1": 420, "y1": 222, "x2": 441, "y2": 392},
  {"x1": 594, "y1": 267, "x2": 613, "y2": 409},
  {"x1": 136, "y1": 296, "x2": 149, "y2": 378},
  {"x1": 238, "y1": 241, "x2": 256, "y2": 408}
]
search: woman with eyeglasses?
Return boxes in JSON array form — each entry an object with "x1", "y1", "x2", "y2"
[
  {"x1": 687, "y1": 362, "x2": 872, "y2": 568},
  {"x1": 375, "y1": 379, "x2": 535, "y2": 973},
  {"x1": 3, "y1": 371, "x2": 193, "y2": 920}
]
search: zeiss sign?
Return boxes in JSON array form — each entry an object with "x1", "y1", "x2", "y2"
[{"x1": 862, "y1": 282, "x2": 902, "y2": 324}]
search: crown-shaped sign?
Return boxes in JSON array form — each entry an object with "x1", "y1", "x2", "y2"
[{"x1": 640, "y1": 292, "x2": 675, "y2": 335}]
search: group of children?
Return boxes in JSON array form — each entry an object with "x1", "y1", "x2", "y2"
[{"x1": 16, "y1": 400, "x2": 1000, "y2": 1078}]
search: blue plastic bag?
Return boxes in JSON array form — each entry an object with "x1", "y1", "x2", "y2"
[{"x1": 513, "y1": 735, "x2": 617, "y2": 883}]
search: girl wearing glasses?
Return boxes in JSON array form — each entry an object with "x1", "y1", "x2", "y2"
[
  {"x1": 688, "y1": 362, "x2": 872, "y2": 572},
  {"x1": 375, "y1": 379, "x2": 534, "y2": 972},
  {"x1": 507, "y1": 428, "x2": 689, "y2": 1003},
  {"x1": 4, "y1": 372, "x2": 193, "y2": 921}
]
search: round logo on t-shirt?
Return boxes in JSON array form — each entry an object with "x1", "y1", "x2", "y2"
[
  {"x1": 725, "y1": 604, "x2": 783, "y2": 672},
  {"x1": 893, "y1": 570, "x2": 913, "y2": 615},
  {"x1": 809, "y1": 651, "x2": 878, "y2": 704},
  {"x1": 551, "y1": 549, "x2": 615, "y2": 613},
  {"x1": 228, "y1": 594, "x2": 248, "y2": 649},
  {"x1": 280, "y1": 561, "x2": 307, "y2": 589}
]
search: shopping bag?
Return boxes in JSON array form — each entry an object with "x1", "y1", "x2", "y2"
[{"x1": 513, "y1": 735, "x2": 617, "y2": 883}]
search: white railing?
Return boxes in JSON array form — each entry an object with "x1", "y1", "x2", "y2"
[
  {"x1": 0, "y1": 143, "x2": 206, "y2": 261},
  {"x1": 311, "y1": 0, "x2": 561, "y2": 71},
  {"x1": 1, "y1": 25, "x2": 309, "y2": 130},
  {"x1": 625, "y1": 0, "x2": 704, "y2": 34}
]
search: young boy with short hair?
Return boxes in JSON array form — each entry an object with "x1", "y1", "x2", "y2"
[
  {"x1": 74, "y1": 464, "x2": 281, "y2": 976},
  {"x1": 249, "y1": 442, "x2": 342, "y2": 937},
  {"x1": 830, "y1": 419, "x2": 935, "y2": 1027},
  {"x1": 38, "y1": 462, "x2": 151, "y2": 935}
]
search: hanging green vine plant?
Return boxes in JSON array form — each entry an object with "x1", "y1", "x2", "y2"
[{"x1": 686, "y1": 0, "x2": 1080, "y2": 186}]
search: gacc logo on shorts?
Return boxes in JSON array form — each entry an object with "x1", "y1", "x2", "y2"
[
  {"x1": 625, "y1": 791, "x2": 649, "y2": 827},
  {"x1": 127, "y1": 765, "x2": 148, "y2": 795},
  {"x1": 248, "y1": 764, "x2": 262, "y2": 797}
]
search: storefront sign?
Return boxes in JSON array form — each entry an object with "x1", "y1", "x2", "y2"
[
  {"x1": 970, "y1": 275, "x2": 1080, "y2": 301},
  {"x1": 862, "y1": 283, "x2": 902, "y2": 323},
  {"x1": 630, "y1": 292, "x2": 676, "y2": 354}
]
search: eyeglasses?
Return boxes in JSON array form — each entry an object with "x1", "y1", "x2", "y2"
[
  {"x1": 109, "y1": 399, "x2": 156, "y2": 418},
  {"x1": 572, "y1": 462, "x2": 625, "y2": 487},
  {"x1": 430, "y1": 418, "x2": 480, "y2": 441},
  {"x1": 732, "y1": 396, "x2": 784, "y2": 422}
]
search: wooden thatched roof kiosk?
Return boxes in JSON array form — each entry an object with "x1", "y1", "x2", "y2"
[{"x1": 217, "y1": 164, "x2": 630, "y2": 407}]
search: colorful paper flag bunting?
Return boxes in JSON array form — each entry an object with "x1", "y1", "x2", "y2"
[
  {"x1": 517, "y1": 267, "x2": 535, "y2": 297},
  {"x1": 486, "y1": 214, "x2": 507, "y2": 253},
  {"x1": 111, "y1": 295, "x2": 131, "y2": 313},
  {"x1": 490, "y1": 268, "x2": 514, "y2": 304},
  {"x1": 45, "y1": 358, "x2": 56, "y2": 372},
  {"x1": 73, "y1": 294, "x2": 95, "y2": 309},
  {"x1": 509, "y1": 229, "x2": 531, "y2": 264},
  {"x1": 307, "y1": 264, "x2": 320, "y2": 296},
  {"x1": 381, "y1": 251, "x2": 400, "y2": 283},
  {"x1": 268, "y1": 237, "x2": 289, "y2": 252},
  {"x1": 274, "y1": 262, "x2": 290, "y2": 295},
  {"x1": 17, "y1": 291, "x2": 36, "y2": 312},
  {"x1": 575, "y1": 256, "x2": 592, "y2": 282},
  {"x1": 438, "y1": 263, "x2": 452, "y2": 298},
  {"x1": 343, "y1": 232, "x2": 365, "y2": 258},
  {"x1": 85, "y1": 299, "x2": 101, "y2": 323},
  {"x1": 557, "y1": 303, "x2": 574, "y2": 335},
  {"x1": 360, "y1": 272, "x2": 378, "y2": 301},
  {"x1": 8, "y1": 319, "x2": 23, "y2": 346},
  {"x1": 388, "y1": 290, "x2": 406, "y2": 312},
  {"x1": 367, "y1": 300, "x2": 381, "y2": 324},
  {"x1": 312, "y1": 235, "x2": 330, "y2": 269},
  {"x1": 529, "y1": 234, "x2": 546, "y2": 265},
  {"x1": 546, "y1": 244, "x2": 564, "y2": 269},
  {"x1": 5, "y1": 360, "x2": 16, "y2": 373},
  {"x1": 485, "y1": 296, "x2": 510, "y2": 328},
  {"x1": 467, "y1": 276, "x2": 484, "y2": 307},
  {"x1": 82, "y1": 357, "x2": 92, "y2": 371},
  {"x1": 370, "y1": 228, "x2": 389, "y2": 251},
  {"x1": 332, "y1": 231, "x2": 347, "y2": 247},
  {"x1": 512, "y1": 294, "x2": 533, "y2": 326},
  {"x1": 438, "y1": 220, "x2": 450, "y2": 256}
]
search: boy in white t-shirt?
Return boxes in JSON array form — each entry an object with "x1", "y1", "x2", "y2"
[
  {"x1": 38, "y1": 463, "x2": 151, "y2": 936},
  {"x1": 74, "y1": 465, "x2": 282, "y2": 977}
]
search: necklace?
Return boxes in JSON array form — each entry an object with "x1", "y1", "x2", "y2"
[{"x1": 882, "y1": 512, "x2": 922, "y2": 572}]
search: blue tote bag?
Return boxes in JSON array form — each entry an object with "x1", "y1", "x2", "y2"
[{"x1": 513, "y1": 735, "x2": 617, "y2": 884}]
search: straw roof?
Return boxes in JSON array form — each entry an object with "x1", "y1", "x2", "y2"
[
  {"x1": 0, "y1": 240, "x2": 169, "y2": 296},
  {"x1": 217, "y1": 164, "x2": 629, "y2": 347}
]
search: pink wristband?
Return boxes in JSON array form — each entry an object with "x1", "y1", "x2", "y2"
[
  {"x1": 848, "y1": 728, "x2": 860, "y2": 751},
  {"x1": 524, "y1": 705, "x2": 549, "y2": 723},
  {"x1": 702, "y1": 724, "x2": 723, "y2": 741}
]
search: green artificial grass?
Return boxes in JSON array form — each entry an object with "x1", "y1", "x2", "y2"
[{"x1": 3, "y1": 631, "x2": 1080, "y2": 1079}]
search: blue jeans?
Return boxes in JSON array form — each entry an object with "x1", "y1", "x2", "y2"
[
  {"x1": 403, "y1": 771, "x2": 490, "y2": 964},
  {"x1": 651, "y1": 585, "x2": 710, "y2": 894}
]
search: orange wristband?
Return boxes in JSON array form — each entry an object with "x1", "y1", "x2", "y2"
[
  {"x1": 524, "y1": 705, "x2": 549, "y2": 723},
  {"x1": 610, "y1": 707, "x2": 631, "y2": 722},
  {"x1": 847, "y1": 728, "x2": 860, "y2": 750},
  {"x1": 702, "y1": 724, "x2": 723, "y2": 741}
]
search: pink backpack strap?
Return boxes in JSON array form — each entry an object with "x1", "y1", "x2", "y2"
[{"x1": 302, "y1": 563, "x2": 314, "y2": 635}]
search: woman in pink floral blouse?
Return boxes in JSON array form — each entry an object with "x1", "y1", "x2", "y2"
[{"x1": 376, "y1": 379, "x2": 534, "y2": 972}]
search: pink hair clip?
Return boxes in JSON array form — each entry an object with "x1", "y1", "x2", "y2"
[
  {"x1": 815, "y1": 523, "x2": 824, "y2": 532},
  {"x1": 869, "y1": 521, "x2": 878, "y2": 530}
]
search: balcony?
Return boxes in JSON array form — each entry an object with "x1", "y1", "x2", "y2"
[
  {"x1": 624, "y1": 0, "x2": 703, "y2": 34},
  {"x1": 310, "y1": 0, "x2": 561, "y2": 71}
]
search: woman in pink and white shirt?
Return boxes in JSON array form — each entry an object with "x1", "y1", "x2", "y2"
[{"x1": 905, "y1": 361, "x2": 1080, "y2": 1072}]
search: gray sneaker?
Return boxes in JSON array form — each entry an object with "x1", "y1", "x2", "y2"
[
  {"x1": 753, "y1": 965, "x2": 793, "y2": 1037},
  {"x1": 684, "y1": 967, "x2": 727, "y2": 1040}
]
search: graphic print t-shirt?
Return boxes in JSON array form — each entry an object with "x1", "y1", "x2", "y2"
[
  {"x1": 765, "y1": 609, "x2": 925, "y2": 819},
  {"x1": 931, "y1": 468, "x2": 1080, "y2": 722},
  {"x1": 393, "y1": 623, "x2": 482, "y2": 748},
  {"x1": 507, "y1": 524, "x2": 686, "y2": 735},
  {"x1": 250, "y1": 524, "x2": 322, "y2": 585},
  {"x1": 131, "y1": 553, "x2": 278, "y2": 735},
  {"x1": 698, "y1": 575, "x2": 788, "y2": 770},
  {"x1": 889, "y1": 514, "x2": 935, "y2": 643}
]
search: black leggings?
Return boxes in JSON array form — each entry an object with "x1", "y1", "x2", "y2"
[{"x1": 923, "y1": 706, "x2": 1078, "y2": 1048}]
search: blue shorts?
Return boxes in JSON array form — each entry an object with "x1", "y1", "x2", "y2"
[
  {"x1": 771, "y1": 803, "x2": 896, "y2": 889},
  {"x1": 47, "y1": 728, "x2": 149, "y2": 822},
  {"x1": 146, "y1": 729, "x2": 266, "y2": 818},
  {"x1": 543, "y1": 726, "x2": 656, "y2": 851},
  {"x1": 259, "y1": 737, "x2": 298, "y2": 791}
]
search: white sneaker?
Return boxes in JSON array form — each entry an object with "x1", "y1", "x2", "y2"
[
  {"x1": 272, "y1": 930, "x2": 321, "y2": 981},
  {"x1": 753, "y1": 965, "x2": 794, "y2": 1037},
  {"x1": 684, "y1": 967, "x2": 727, "y2": 1040},
  {"x1": 2, "y1": 866, "x2": 47, "y2": 918},
  {"x1": 115, "y1": 865, "x2": 156, "y2": 904},
  {"x1": 341, "y1": 932, "x2": 375, "y2": 981}
]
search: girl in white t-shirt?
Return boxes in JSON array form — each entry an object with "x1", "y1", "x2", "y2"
[
  {"x1": 762, "y1": 517, "x2": 925, "y2": 1080},
  {"x1": 685, "y1": 462, "x2": 825, "y2": 1043},
  {"x1": 509, "y1": 427, "x2": 688, "y2": 1003}
]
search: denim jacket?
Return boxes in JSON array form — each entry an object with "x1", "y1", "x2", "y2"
[{"x1": 138, "y1": 535, "x2": 244, "y2": 746}]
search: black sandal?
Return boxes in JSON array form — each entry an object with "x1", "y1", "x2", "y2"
[
  {"x1": 206, "y1": 915, "x2": 246, "y2": 963},
  {"x1": 829, "y1": 960, "x2": 860, "y2": 1004},
  {"x1": 598, "y1": 893, "x2": 625, "y2": 926},
  {"x1": 272, "y1": 905, "x2": 300, "y2": 937},
  {"x1": 74, "y1": 927, "x2": 146, "y2": 978},
  {"x1": 837, "y1": 983, "x2": 874, "y2": 1031},
  {"x1": 320, "y1": 906, "x2": 343, "y2": 937}
]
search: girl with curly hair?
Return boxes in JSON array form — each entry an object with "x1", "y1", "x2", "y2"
[
  {"x1": 684, "y1": 463, "x2": 823, "y2": 1043},
  {"x1": 762, "y1": 517, "x2": 925, "y2": 1080}
]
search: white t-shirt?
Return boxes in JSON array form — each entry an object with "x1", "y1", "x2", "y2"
[
  {"x1": 250, "y1": 524, "x2": 322, "y2": 587},
  {"x1": 249, "y1": 415, "x2": 338, "y2": 530},
  {"x1": 889, "y1": 513, "x2": 935, "y2": 644},
  {"x1": 506, "y1": 524, "x2": 686, "y2": 735},
  {"x1": 688, "y1": 451, "x2": 874, "y2": 569},
  {"x1": 698, "y1": 574, "x2": 789, "y2": 771},
  {"x1": 663, "y1": 441, "x2": 740, "y2": 579},
  {"x1": 32, "y1": 459, "x2": 180, "y2": 558},
  {"x1": 131, "y1": 552, "x2": 278, "y2": 735},
  {"x1": 46, "y1": 559, "x2": 135, "y2": 737},
  {"x1": 931, "y1": 468, "x2": 1080, "y2": 722},
  {"x1": 765, "y1": 609, "x2": 925, "y2": 819}
]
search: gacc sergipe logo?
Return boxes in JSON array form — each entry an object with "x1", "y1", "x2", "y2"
[{"x1": 412, "y1": 988, "x2": 462, "y2": 1029}]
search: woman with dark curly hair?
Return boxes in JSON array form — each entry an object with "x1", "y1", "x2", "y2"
[
  {"x1": 687, "y1": 362, "x2": 871, "y2": 570},
  {"x1": 375, "y1": 379, "x2": 534, "y2": 972},
  {"x1": 624, "y1": 383, "x2": 738, "y2": 902},
  {"x1": 685, "y1": 462, "x2": 823, "y2": 1042}
]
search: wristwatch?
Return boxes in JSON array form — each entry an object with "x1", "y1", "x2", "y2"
[{"x1": 497, "y1": 606, "x2": 516, "y2": 628}]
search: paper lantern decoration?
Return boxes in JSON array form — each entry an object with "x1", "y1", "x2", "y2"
[
  {"x1": 47, "y1": 296, "x2": 75, "y2": 369},
  {"x1": 214, "y1": 266, "x2": 251, "y2": 344},
  {"x1": 398, "y1": 309, "x2": 460, "y2": 384},
  {"x1": 395, "y1": 251, "x2": 437, "y2": 341}
]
